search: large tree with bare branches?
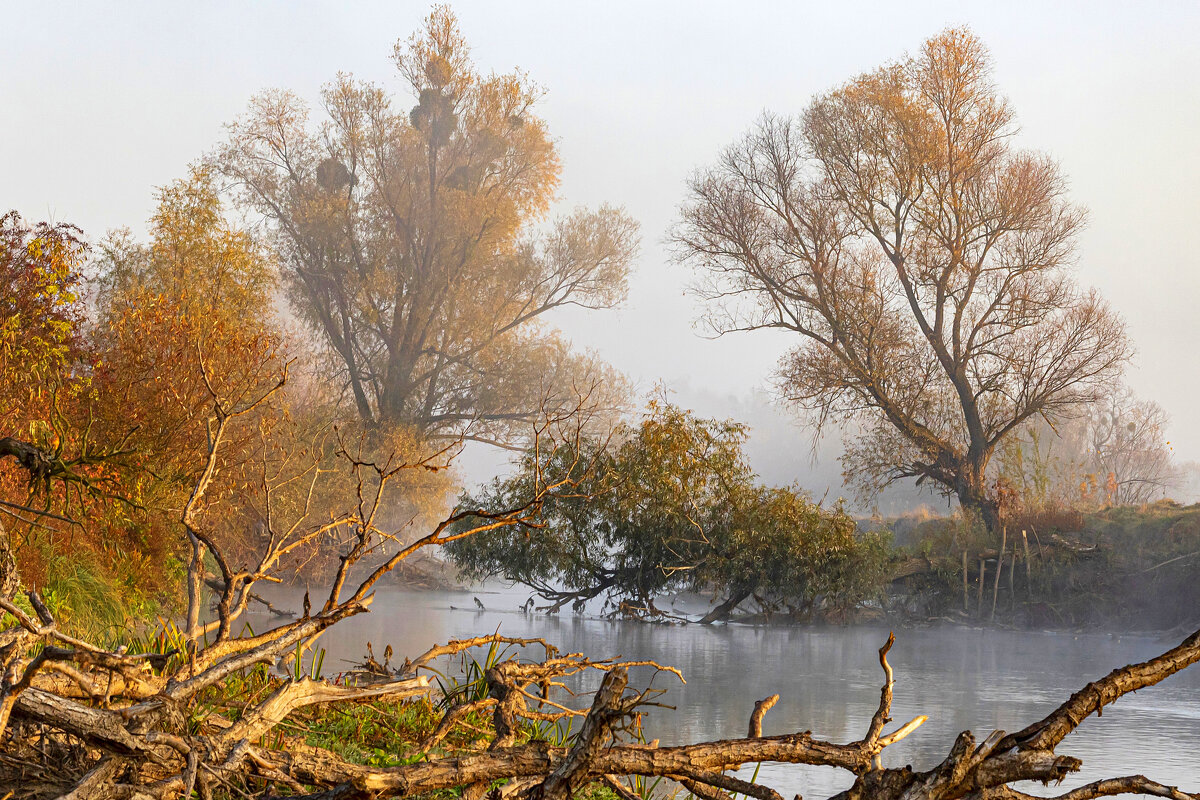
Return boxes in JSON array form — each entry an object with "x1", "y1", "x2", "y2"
[
  {"x1": 215, "y1": 6, "x2": 638, "y2": 449},
  {"x1": 674, "y1": 29, "x2": 1129, "y2": 532}
]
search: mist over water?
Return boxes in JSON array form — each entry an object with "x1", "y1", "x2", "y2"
[
  {"x1": 247, "y1": 584, "x2": 1200, "y2": 798},
  {"x1": 454, "y1": 384, "x2": 951, "y2": 517}
]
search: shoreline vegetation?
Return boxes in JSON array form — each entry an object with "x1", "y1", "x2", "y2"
[
  {"x1": 441, "y1": 413, "x2": 1200, "y2": 632},
  {"x1": 423, "y1": 498, "x2": 1200, "y2": 636}
]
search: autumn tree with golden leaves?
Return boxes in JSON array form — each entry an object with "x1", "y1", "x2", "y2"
[
  {"x1": 93, "y1": 167, "x2": 285, "y2": 487},
  {"x1": 0, "y1": 213, "x2": 95, "y2": 529},
  {"x1": 0, "y1": 213, "x2": 88, "y2": 434},
  {"x1": 675, "y1": 29, "x2": 1129, "y2": 533},
  {"x1": 215, "y1": 6, "x2": 638, "y2": 449}
]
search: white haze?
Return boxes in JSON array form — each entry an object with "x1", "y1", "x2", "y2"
[{"x1": 4, "y1": 1, "x2": 1199, "y2": 507}]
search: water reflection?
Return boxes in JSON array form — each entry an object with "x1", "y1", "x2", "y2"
[{"x1": 245, "y1": 585, "x2": 1200, "y2": 798}]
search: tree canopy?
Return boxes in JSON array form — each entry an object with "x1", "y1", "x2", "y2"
[
  {"x1": 215, "y1": 6, "x2": 637, "y2": 448},
  {"x1": 93, "y1": 167, "x2": 286, "y2": 492},
  {"x1": 446, "y1": 400, "x2": 889, "y2": 620},
  {"x1": 0, "y1": 212, "x2": 88, "y2": 431},
  {"x1": 674, "y1": 28, "x2": 1129, "y2": 532}
]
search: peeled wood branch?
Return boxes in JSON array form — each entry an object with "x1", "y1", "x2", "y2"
[
  {"x1": 672, "y1": 768, "x2": 785, "y2": 800},
  {"x1": 219, "y1": 675, "x2": 430, "y2": 744},
  {"x1": 748, "y1": 693, "x2": 779, "y2": 738},
  {"x1": 672, "y1": 774, "x2": 736, "y2": 800},
  {"x1": 968, "y1": 776, "x2": 1199, "y2": 800},
  {"x1": 863, "y1": 632, "x2": 896, "y2": 747},
  {"x1": 997, "y1": 627, "x2": 1200, "y2": 753},
  {"x1": 531, "y1": 667, "x2": 630, "y2": 800}
]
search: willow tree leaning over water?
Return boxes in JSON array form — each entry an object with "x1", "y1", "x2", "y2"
[
  {"x1": 446, "y1": 399, "x2": 892, "y2": 622},
  {"x1": 673, "y1": 29, "x2": 1129, "y2": 534}
]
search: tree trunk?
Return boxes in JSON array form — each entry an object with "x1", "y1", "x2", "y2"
[
  {"x1": 955, "y1": 459, "x2": 1001, "y2": 535},
  {"x1": 699, "y1": 590, "x2": 750, "y2": 624}
]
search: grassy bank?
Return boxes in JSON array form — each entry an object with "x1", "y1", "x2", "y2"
[{"x1": 893, "y1": 501, "x2": 1200, "y2": 630}]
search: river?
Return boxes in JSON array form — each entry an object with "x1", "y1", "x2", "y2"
[{"x1": 244, "y1": 584, "x2": 1200, "y2": 798}]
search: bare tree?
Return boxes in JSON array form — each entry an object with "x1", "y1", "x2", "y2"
[
  {"x1": 674, "y1": 29, "x2": 1129, "y2": 533},
  {"x1": 992, "y1": 385, "x2": 1177, "y2": 510},
  {"x1": 214, "y1": 7, "x2": 638, "y2": 449},
  {"x1": 1086, "y1": 387, "x2": 1176, "y2": 505}
]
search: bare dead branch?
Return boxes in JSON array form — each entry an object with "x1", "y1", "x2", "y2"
[{"x1": 748, "y1": 694, "x2": 779, "y2": 738}]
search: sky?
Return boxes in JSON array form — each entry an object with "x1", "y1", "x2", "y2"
[{"x1": 4, "y1": 1, "x2": 1199, "y2": 504}]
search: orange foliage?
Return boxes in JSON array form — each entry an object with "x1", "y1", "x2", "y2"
[{"x1": 0, "y1": 171, "x2": 288, "y2": 610}]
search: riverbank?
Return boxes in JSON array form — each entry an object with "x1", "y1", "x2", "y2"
[
  {"x1": 402, "y1": 499, "x2": 1200, "y2": 634},
  {"x1": 884, "y1": 501, "x2": 1200, "y2": 631}
]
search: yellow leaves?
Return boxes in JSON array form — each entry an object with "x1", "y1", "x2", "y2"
[
  {"x1": 85, "y1": 178, "x2": 287, "y2": 498},
  {"x1": 212, "y1": 8, "x2": 631, "y2": 444},
  {"x1": 0, "y1": 213, "x2": 89, "y2": 428},
  {"x1": 119, "y1": 166, "x2": 277, "y2": 323}
]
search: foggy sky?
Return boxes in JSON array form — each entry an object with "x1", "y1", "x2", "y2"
[{"x1": 4, "y1": 1, "x2": 1198, "y2": 502}]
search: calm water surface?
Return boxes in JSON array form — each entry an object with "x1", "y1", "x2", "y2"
[{"x1": 246, "y1": 584, "x2": 1200, "y2": 798}]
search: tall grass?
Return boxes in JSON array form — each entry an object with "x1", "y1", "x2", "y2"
[
  {"x1": 429, "y1": 637, "x2": 510, "y2": 709},
  {"x1": 38, "y1": 551, "x2": 132, "y2": 636},
  {"x1": 12, "y1": 540, "x2": 181, "y2": 644}
]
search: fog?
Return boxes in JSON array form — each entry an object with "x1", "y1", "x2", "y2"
[{"x1": 5, "y1": 1, "x2": 1199, "y2": 504}]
